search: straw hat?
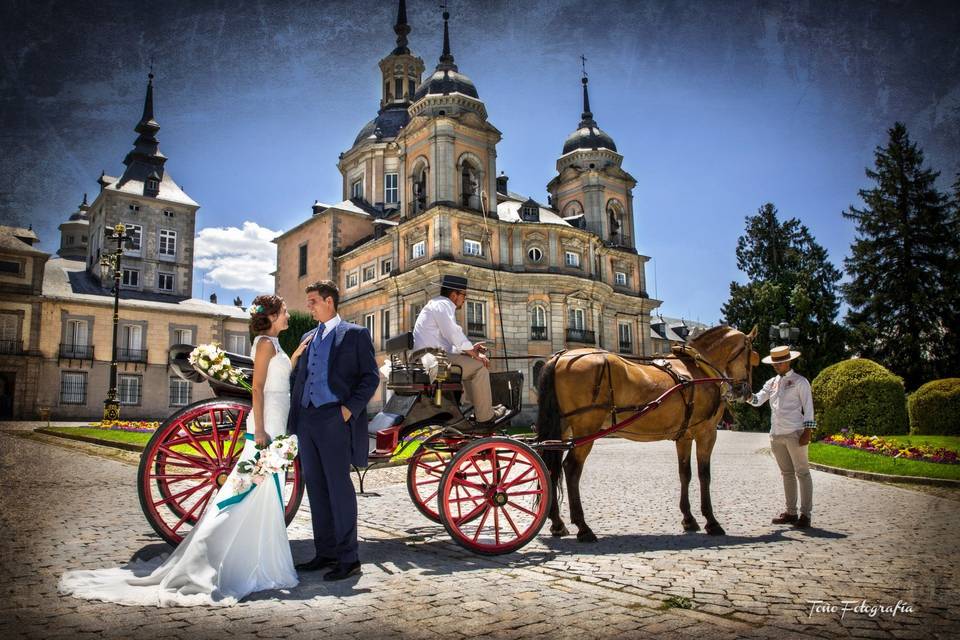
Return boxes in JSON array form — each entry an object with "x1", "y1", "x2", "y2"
[{"x1": 761, "y1": 344, "x2": 801, "y2": 365}]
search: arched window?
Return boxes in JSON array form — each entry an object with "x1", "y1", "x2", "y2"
[
  {"x1": 606, "y1": 199, "x2": 625, "y2": 243},
  {"x1": 411, "y1": 159, "x2": 429, "y2": 215},
  {"x1": 457, "y1": 153, "x2": 483, "y2": 211},
  {"x1": 531, "y1": 306, "x2": 547, "y2": 340},
  {"x1": 527, "y1": 247, "x2": 543, "y2": 262}
]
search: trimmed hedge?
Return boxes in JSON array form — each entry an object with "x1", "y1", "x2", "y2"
[
  {"x1": 909, "y1": 378, "x2": 960, "y2": 435},
  {"x1": 811, "y1": 358, "x2": 908, "y2": 436}
]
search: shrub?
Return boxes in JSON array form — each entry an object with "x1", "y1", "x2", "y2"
[
  {"x1": 909, "y1": 378, "x2": 960, "y2": 435},
  {"x1": 811, "y1": 358, "x2": 908, "y2": 436},
  {"x1": 278, "y1": 311, "x2": 316, "y2": 357}
]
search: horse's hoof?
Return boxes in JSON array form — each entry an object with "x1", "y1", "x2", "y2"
[
  {"x1": 682, "y1": 518, "x2": 700, "y2": 532},
  {"x1": 577, "y1": 530, "x2": 598, "y2": 543},
  {"x1": 705, "y1": 523, "x2": 726, "y2": 536},
  {"x1": 551, "y1": 525, "x2": 569, "y2": 537}
]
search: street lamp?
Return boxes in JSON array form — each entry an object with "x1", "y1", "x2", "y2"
[
  {"x1": 769, "y1": 321, "x2": 800, "y2": 347},
  {"x1": 98, "y1": 222, "x2": 131, "y2": 422}
]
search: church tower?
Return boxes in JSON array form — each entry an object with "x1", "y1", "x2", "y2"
[
  {"x1": 547, "y1": 68, "x2": 637, "y2": 251},
  {"x1": 338, "y1": 0, "x2": 424, "y2": 212},
  {"x1": 85, "y1": 72, "x2": 199, "y2": 298},
  {"x1": 399, "y1": 8, "x2": 501, "y2": 217}
]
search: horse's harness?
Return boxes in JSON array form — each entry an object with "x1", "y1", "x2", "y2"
[{"x1": 553, "y1": 336, "x2": 753, "y2": 441}]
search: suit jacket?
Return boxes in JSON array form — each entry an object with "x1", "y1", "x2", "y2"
[{"x1": 288, "y1": 321, "x2": 380, "y2": 468}]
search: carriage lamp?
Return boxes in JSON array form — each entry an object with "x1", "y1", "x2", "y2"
[
  {"x1": 100, "y1": 223, "x2": 131, "y2": 421},
  {"x1": 768, "y1": 321, "x2": 800, "y2": 347}
]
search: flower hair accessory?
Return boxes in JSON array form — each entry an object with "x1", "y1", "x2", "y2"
[{"x1": 248, "y1": 304, "x2": 264, "y2": 316}]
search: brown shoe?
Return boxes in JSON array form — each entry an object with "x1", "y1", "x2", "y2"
[
  {"x1": 793, "y1": 514, "x2": 811, "y2": 529},
  {"x1": 772, "y1": 512, "x2": 798, "y2": 525}
]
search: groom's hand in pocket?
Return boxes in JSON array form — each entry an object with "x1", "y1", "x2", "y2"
[{"x1": 340, "y1": 406, "x2": 352, "y2": 423}]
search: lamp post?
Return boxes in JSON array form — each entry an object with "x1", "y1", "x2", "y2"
[
  {"x1": 769, "y1": 321, "x2": 800, "y2": 347},
  {"x1": 99, "y1": 223, "x2": 130, "y2": 421}
]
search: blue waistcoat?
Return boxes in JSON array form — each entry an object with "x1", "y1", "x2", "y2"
[{"x1": 301, "y1": 328, "x2": 338, "y2": 408}]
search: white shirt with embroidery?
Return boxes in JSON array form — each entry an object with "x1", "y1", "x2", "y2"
[
  {"x1": 412, "y1": 296, "x2": 474, "y2": 355},
  {"x1": 749, "y1": 369, "x2": 817, "y2": 436}
]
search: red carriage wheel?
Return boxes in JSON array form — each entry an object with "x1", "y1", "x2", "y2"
[
  {"x1": 406, "y1": 431, "x2": 478, "y2": 523},
  {"x1": 438, "y1": 437, "x2": 551, "y2": 555},
  {"x1": 137, "y1": 398, "x2": 304, "y2": 545}
]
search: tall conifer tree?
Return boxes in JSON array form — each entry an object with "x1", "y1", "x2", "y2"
[{"x1": 842, "y1": 123, "x2": 959, "y2": 389}]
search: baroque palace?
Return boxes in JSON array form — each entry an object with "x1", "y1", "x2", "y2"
[{"x1": 275, "y1": 1, "x2": 662, "y2": 417}]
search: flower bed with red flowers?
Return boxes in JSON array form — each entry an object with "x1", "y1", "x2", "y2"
[
  {"x1": 88, "y1": 420, "x2": 160, "y2": 433},
  {"x1": 822, "y1": 432, "x2": 959, "y2": 465}
]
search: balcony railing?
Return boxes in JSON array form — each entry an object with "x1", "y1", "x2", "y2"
[
  {"x1": 0, "y1": 339, "x2": 23, "y2": 355},
  {"x1": 59, "y1": 343, "x2": 94, "y2": 360},
  {"x1": 605, "y1": 234, "x2": 633, "y2": 248},
  {"x1": 619, "y1": 341, "x2": 633, "y2": 354},
  {"x1": 530, "y1": 326, "x2": 548, "y2": 341},
  {"x1": 566, "y1": 328, "x2": 596, "y2": 344},
  {"x1": 118, "y1": 347, "x2": 148, "y2": 363},
  {"x1": 467, "y1": 322, "x2": 486, "y2": 338}
]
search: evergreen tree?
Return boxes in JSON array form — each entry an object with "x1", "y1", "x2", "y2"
[
  {"x1": 722, "y1": 204, "x2": 846, "y2": 430},
  {"x1": 842, "y1": 123, "x2": 960, "y2": 389}
]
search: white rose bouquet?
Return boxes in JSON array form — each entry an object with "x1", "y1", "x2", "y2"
[
  {"x1": 188, "y1": 343, "x2": 252, "y2": 391},
  {"x1": 227, "y1": 434, "x2": 299, "y2": 496}
]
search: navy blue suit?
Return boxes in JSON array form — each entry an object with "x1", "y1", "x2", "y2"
[{"x1": 288, "y1": 320, "x2": 380, "y2": 563}]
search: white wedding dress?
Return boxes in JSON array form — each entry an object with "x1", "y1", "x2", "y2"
[{"x1": 59, "y1": 335, "x2": 299, "y2": 607}]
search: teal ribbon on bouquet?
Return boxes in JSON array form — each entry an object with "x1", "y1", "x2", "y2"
[{"x1": 216, "y1": 433, "x2": 284, "y2": 511}]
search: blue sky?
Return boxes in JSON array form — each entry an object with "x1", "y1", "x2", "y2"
[{"x1": 3, "y1": 0, "x2": 957, "y2": 323}]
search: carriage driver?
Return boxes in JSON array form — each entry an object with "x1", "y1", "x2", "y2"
[
  {"x1": 412, "y1": 274, "x2": 508, "y2": 432},
  {"x1": 747, "y1": 344, "x2": 816, "y2": 529}
]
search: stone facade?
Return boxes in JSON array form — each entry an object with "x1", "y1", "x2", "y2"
[{"x1": 275, "y1": 5, "x2": 661, "y2": 421}]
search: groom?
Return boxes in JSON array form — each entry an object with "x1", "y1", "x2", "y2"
[{"x1": 288, "y1": 280, "x2": 379, "y2": 581}]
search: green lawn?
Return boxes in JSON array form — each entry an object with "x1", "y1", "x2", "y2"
[
  {"x1": 42, "y1": 427, "x2": 243, "y2": 457},
  {"x1": 809, "y1": 441, "x2": 960, "y2": 481}
]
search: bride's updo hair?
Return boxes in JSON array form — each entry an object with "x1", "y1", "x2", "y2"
[{"x1": 249, "y1": 295, "x2": 284, "y2": 334}]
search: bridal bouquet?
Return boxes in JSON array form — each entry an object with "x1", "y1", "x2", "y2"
[
  {"x1": 229, "y1": 434, "x2": 299, "y2": 495},
  {"x1": 188, "y1": 343, "x2": 252, "y2": 391}
]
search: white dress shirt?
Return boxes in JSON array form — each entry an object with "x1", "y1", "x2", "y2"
[
  {"x1": 749, "y1": 369, "x2": 817, "y2": 435},
  {"x1": 315, "y1": 314, "x2": 341, "y2": 340},
  {"x1": 412, "y1": 296, "x2": 474, "y2": 354}
]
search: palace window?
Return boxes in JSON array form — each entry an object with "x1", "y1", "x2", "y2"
[
  {"x1": 351, "y1": 179, "x2": 363, "y2": 200},
  {"x1": 466, "y1": 301, "x2": 486, "y2": 337},
  {"x1": 531, "y1": 306, "x2": 548, "y2": 341},
  {"x1": 128, "y1": 204, "x2": 140, "y2": 213},
  {"x1": 124, "y1": 223, "x2": 142, "y2": 254},
  {"x1": 568, "y1": 308, "x2": 585, "y2": 330},
  {"x1": 0, "y1": 260, "x2": 21, "y2": 275},
  {"x1": 158, "y1": 272, "x2": 174, "y2": 292},
  {"x1": 121, "y1": 268, "x2": 140, "y2": 288},
  {"x1": 384, "y1": 173, "x2": 399, "y2": 204},
  {"x1": 118, "y1": 374, "x2": 142, "y2": 405},
  {"x1": 409, "y1": 303, "x2": 423, "y2": 330},
  {"x1": 380, "y1": 258, "x2": 393, "y2": 276},
  {"x1": 381, "y1": 309, "x2": 391, "y2": 347},
  {"x1": 0, "y1": 313, "x2": 20, "y2": 353},
  {"x1": 118, "y1": 324, "x2": 144, "y2": 361},
  {"x1": 618, "y1": 322, "x2": 633, "y2": 353},
  {"x1": 346, "y1": 271, "x2": 359, "y2": 289},
  {"x1": 169, "y1": 377, "x2": 192, "y2": 407},
  {"x1": 159, "y1": 229, "x2": 177, "y2": 259},
  {"x1": 615, "y1": 271, "x2": 628, "y2": 286},
  {"x1": 364, "y1": 313, "x2": 376, "y2": 341},
  {"x1": 60, "y1": 372, "x2": 87, "y2": 405},
  {"x1": 227, "y1": 333, "x2": 249, "y2": 355},
  {"x1": 298, "y1": 243, "x2": 308, "y2": 277},
  {"x1": 527, "y1": 247, "x2": 543, "y2": 263},
  {"x1": 362, "y1": 265, "x2": 376, "y2": 282},
  {"x1": 173, "y1": 328, "x2": 193, "y2": 345},
  {"x1": 463, "y1": 238, "x2": 483, "y2": 257},
  {"x1": 411, "y1": 240, "x2": 425, "y2": 260},
  {"x1": 565, "y1": 251, "x2": 581, "y2": 268}
]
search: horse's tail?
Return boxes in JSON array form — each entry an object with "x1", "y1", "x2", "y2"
[{"x1": 536, "y1": 356, "x2": 564, "y2": 508}]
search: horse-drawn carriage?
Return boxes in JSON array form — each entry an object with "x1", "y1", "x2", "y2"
[{"x1": 139, "y1": 325, "x2": 757, "y2": 555}]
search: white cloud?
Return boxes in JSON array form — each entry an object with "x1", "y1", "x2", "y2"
[{"x1": 194, "y1": 221, "x2": 281, "y2": 292}]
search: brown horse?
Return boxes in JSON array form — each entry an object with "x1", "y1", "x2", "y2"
[{"x1": 535, "y1": 325, "x2": 758, "y2": 541}]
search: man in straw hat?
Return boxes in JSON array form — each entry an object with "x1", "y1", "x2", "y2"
[
  {"x1": 413, "y1": 274, "x2": 508, "y2": 431},
  {"x1": 748, "y1": 344, "x2": 816, "y2": 529}
]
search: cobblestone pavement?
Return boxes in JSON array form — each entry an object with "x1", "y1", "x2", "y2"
[{"x1": 1, "y1": 423, "x2": 957, "y2": 639}]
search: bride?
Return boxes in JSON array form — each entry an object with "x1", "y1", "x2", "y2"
[{"x1": 59, "y1": 294, "x2": 311, "y2": 607}]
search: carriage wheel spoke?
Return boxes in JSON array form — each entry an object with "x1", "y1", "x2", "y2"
[
  {"x1": 498, "y1": 451, "x2": 519, "y2": 486},
  {"x1": 500, "y1": 504, "x2": 522, "y2": 538},
  {"x1": 468, "y1": 458, "x2": 493, "y2": 486},
  {"x1": 156, "y1": 479, "x2": 212, "y2": 507},
  {"x1": 176, "y1": 427, "x2": 218, "y2": 466},
  {"x1": 226, "y1": 408, "x2": 246, "y2": 460},
  {"x1": 501, "y1": 465, "x2": 536, "y2": 489},
  {"x1": 505, "y1": 500, "x2": 539, "y2": 518},
  {"x1": 470, "y1": 506, "x2": 491, "y2": 542},
  {"x1": 151, "y1": 470, "x2": 209, "y2": 483},
  {"x1": 157, "y1": 445, "x2": 214, "y2": 469},
  {"x1": 505, "y1": 489, "x2": 544, "y2": 498},
  {"x1": 171, "y1": 485, "x2": 215, "y2": 533},
  {"x1": 208, "y1": 409, "x2": 224, "y2": 462},
  {"x1": 493, "y1": 502, "x2": 501, "y2": 545},
  {"x1": 448, "y1": 475, "x2": 485, "y2": 492}
]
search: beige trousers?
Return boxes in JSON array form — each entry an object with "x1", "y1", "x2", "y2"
[
  {"x1": 449, "y1": 354, "x2": 494, "y2": 422},
  {"x1": 770, "y1": 431, "x2": 813, "y2": 516}
]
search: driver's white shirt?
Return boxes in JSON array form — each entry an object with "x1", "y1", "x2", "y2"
[
  {"x1": 749, "y1": 369, "x2": 816, "y2": 436},
  {"x1": 412, "y1": 296, "x2": 474, "y2": 355}
]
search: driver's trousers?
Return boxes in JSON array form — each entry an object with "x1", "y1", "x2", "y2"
[{"x1": 449, "y1": 354, "x2": 494, "y2": 422}]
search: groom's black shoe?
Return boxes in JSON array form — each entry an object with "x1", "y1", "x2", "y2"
[
  {"x1": 323, "y1": 561, "x2": 362, "y2": 581},
  {"x1": 295, "y1": 556, "x2": 337, "y2": 571}
]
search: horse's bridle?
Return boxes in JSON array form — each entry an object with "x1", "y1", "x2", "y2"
[{"x1": 724, "y1": 332, "x2": 754, "y2": 401}]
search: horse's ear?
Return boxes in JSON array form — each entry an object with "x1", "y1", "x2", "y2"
[{"x1": 747, "y1": 325, "x2": 758, "y2": 340}]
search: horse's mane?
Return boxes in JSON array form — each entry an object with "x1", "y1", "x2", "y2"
[{"x1": 688, "y1": 324, "x2": 735, "y2": 349}]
